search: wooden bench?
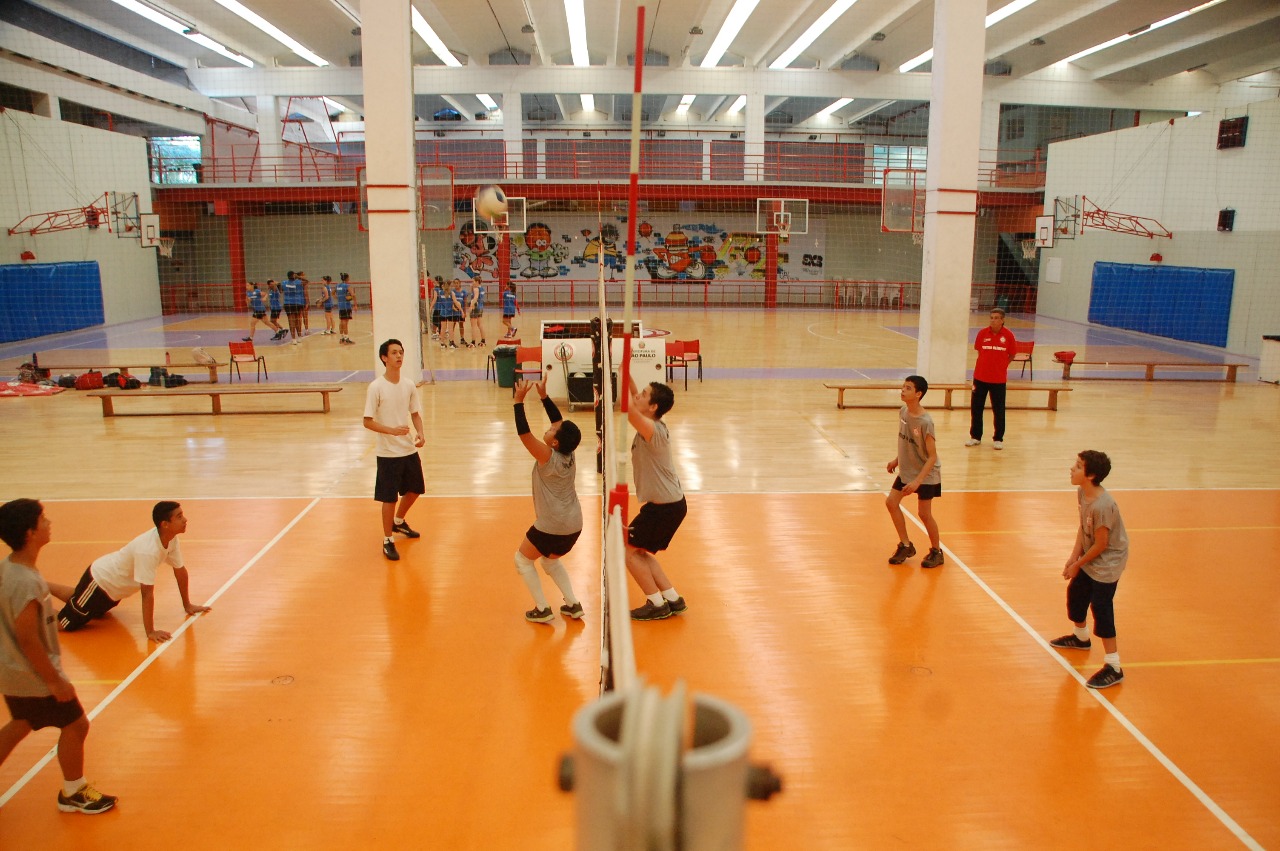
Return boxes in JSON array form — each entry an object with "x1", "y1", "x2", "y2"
[
  {"x1": 1057, "y1": 359, "x2": 1247, "y2": 382},
  {"x1": 38, "y1": 360, "x2": 224, "y2": 384},
  {"x1": 823, "y1": 381, "x2": 1072, "y2": 411},
  {"x1": 86, "y1": 384, "x2": 342, "y2": 417}
]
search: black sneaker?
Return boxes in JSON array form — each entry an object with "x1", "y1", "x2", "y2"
[
  {"x1": 630, "y1": 600, "x2": 672, "y2": 621},
  {"x1": 559, "y1": 601, "x2": 585, "y2": 620},
  {"x1": 1086, "y1": 665, "x2": 1124, "y2": 689},
  {"x1": 525, "y1": 606, "x2": 555, "y2": 623},
  {"x1": 1049, "y1": 634, "x2": 1092, "y2": 650},
  {"x1": 392, "y1": 520, "x2": 420, "y2": 538},
  {"x1": 57, "y1": 783, "x2": 117, "y2": 814},
  {"x1": 888, "y1": 542, "x2": 916, "y2": 564},
  {"x1": 920, "y1": 548, "x2": 945, "y2": 568},
  {"x1": 382, "y1": 540, "x2": 400, "y2": 561},
  {"x1": 666, "y1": 596, "x2": 688, "y2": 615},
  {"x1": 242, "y1": 337, "x2": 252, "y2": 342}
]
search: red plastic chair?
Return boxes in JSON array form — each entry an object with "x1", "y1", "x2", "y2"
[
  {"x1": 1011, "y1": 341, "x2": 1034, "y2": 379},
  {"x1": 513, "y1": 345, "x2": 544, "y2": 394},
  {"x1": 228, "y1": 341, "x2": 267, "y2": 382},
  {"x1": 669, "y1": 339, "x2": 702, "y2": 389}
]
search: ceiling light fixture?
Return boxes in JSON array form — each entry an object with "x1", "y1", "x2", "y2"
[
  {"x1": 210, "y1": 0, "x2": 327, "y2": 65},
  {"x1": 700, "y1": 0, "x2": 760, "y2": 68},
  {"x1": 1059, "y1": 0, "x2": 1226, "y2": 64},
  {"x1": 327, "y1": 0, "x2": 362, "y2": 27},
  {"x1": 727, "y1": 95, "x2": 747, "y2": 115},
  {"x1": 771, "y1": 0, "x2": 858, "y2": 69},
  {"x1": 521, "y1": 23, "x2": 535, "y2": 34},
  {"x1": 901, "y1": 0, "x2": 1047, "y2": 73},
  {"x1": 477, "y1": 94, "x2": 499, "y2": 110},
  {"x1": 106, "y1": 0, "x2": 253, "y2": 67},
  {"x1": 562, "y1": 0, "x2": 594, "y2": 113},
  {"x1": 410, "y1": 8, "x2": 461, "y2": 66},
  {"x1": 816, "y1": 97, "x2": 853, "y2": 118}
]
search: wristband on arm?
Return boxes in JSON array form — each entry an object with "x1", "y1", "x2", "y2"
[{"x1": 514, "y1": 402, "x2": 530, "y2": 435}]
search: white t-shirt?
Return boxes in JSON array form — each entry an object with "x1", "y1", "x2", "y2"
[
  {"x1": 364, "y1": 374, "x2": 422, "y2": 458},
  {"x1": 89, "y1": 528, "x2": 183, "y2": 602}
]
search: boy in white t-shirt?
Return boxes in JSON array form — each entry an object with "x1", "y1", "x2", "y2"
[
  {"x1": 363, "y1": 339, "x2": 426, "y2": 562},
  {"x1": 58, "y1": 501, "x2": 211, "y2": 642}
]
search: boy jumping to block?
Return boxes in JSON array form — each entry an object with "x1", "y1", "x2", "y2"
[
  {"x1": 0, "y1": 498, "x2": 118, "y2": 813},
  {"x1": 885, "y1": 375, "x2": 945, "y2": 568},
  {"x1": 1049, "y1": 450, "x2": 1130, "y2": 690}
]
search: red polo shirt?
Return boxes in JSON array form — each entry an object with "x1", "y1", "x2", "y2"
[{"x1": 973, "y1": 326, "x2": 1017, "y2": 384}]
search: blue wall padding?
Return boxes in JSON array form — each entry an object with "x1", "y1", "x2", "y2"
[
  {"x1": 0, "y1": 262, "x2": 104, "y2": 343},
  {"x1": 1089, "y1": 262, "x2": 1233, "y2": 348}
]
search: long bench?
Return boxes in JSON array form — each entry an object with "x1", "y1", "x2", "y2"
[
  {"x1": 86, "y1": 384, "x2": 342, "y2": 417},
  {"x1": 1057, "y1": 359, "x2": 1247, "y2": 382},
  {"x1": 824, "y1": 381, "x2": 1071, "y2": 411},
  {"x1": 38, "y1": 360, "x2": 224, "y2": 384}
]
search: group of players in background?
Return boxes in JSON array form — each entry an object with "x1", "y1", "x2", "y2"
[
  {"x1": 242, "y1": 272, "x2": 359, "y2": 346},
  {"x1": 423, "y1": 275, "x2": 520, "y2": 349}
]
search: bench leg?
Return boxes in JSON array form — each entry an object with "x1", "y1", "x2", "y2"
[
  {"x1": 100, "y1": 397, "x2": 114, "y2": 417},
  {"x1": 836, "y1": 389, "x2": 846, "y2": 409},
  {"x1": 321, "y1": 391, "x2": 331, "y2": 413},
  {"x1": 211, "y1": 394, "x2": 222, "y2": 414},
  {"x1": 1226, "y1": 365, "x2": 1238, "y2": 382},
  {"x1": 1047, "y1": 390, "x2": 1058, "y2": 411},
  {"x1": 1061, "y1": 363, "x2": 1071, "y2": 380},
  {"x1": 1145, "y1": 364, "x2": 1156, "y2": 380},
  {"x1": 209, "y1": 366, "x2": 220, "y2": 384}
]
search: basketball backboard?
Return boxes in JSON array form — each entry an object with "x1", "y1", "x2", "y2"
[
  {"x1": 881, "y1": 168, "x2": 924, "y2": 233},
  {"x1": 1034, "y1": 214, "x2": 1056, "y2": 249},
  {"x1": 755, "y1": 198, "x2": 808, "y2": 237},
  {"x1": 473, "y1": 196, "x2": 527, "y2": 236},
  {"x1": 139, "y1": 213, "x2": 161, "y2": 247}
]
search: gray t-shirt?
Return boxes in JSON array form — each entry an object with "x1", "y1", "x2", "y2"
[
  {"x1": 0, "y1": 556, "x2": 65, "y2": 697},
  {"x1": 532, "y1": 451, "x2": 583, "y2": 535},
  {"x1": 1079, "y1": 488, "x2": 1128, "y2": 583},
  {"x1": 632, "y1": 420, "x2": 684, "y2": 505},
  {"x1": 896, "y1": 406, "x2": 941, "y2": 486}
]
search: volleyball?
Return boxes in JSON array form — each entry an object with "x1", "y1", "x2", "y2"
[{"x1": 475, "y1": 185, "x2": 508, "y2": 220}]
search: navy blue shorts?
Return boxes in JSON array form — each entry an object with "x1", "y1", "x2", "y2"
[{"x1": 5, "y1": 694, "x2": 85, "y2": 730}]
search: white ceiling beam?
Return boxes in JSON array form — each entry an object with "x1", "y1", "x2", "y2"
[{"x1": 1088, "y1": 6, "x2": 1280, "y2": 80}]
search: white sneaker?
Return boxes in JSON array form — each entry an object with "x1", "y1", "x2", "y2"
[
  {"x1": 965, "y1": 438, "x2": 981, "y2": 447},
  {"x1": 292, "y1": 338, "x2": 301, "y2": 346},
  {"x1": 993, "y1": 441, "x2": 1004, "y2": 450}
]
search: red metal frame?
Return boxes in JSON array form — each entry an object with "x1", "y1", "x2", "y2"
[
  {"x1": 8, "y1": 192, "x2": 112, "y2": 236},
  {"x1": 1080, "y1": 195, "x2": 1172, "y2": 239}
]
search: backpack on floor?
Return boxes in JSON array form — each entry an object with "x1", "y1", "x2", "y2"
[{"x1": 74, "y1": 371, "x2": 104, "y2": 390}]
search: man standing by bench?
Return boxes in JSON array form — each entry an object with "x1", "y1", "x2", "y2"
[{"x1": 967, "y1": 307, "x2": 1017, "y2": 451}]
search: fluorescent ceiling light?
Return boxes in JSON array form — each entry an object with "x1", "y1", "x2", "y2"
[
  {"x1": 770, "y1": 0, "x2": 858, "y2": 69},
  {"x1": 679, "y1": 95, "x2": 696, "y2": 107},
  {"x1": 410, "y1": 8, "x2": 461, "y2": 66},
  {"x1": 900, "y1": 0, "x2": 1047, "y2": 73},
  {"x1": 477, "y1": 94, "x2": 499, "y2": 110},
  {"x1": 106, "y1": 0, "x2": 252, "y2": 66},
  {"x1": 565, "y1": 0, "x2": 590, "y2": 66},
  {"x1": 210, "y1": 0, "x2": 327, "y2": 65},
  {"x1": 727, "y1": 95, "x2": 747, "y2": 115},
  {"x1": 701, "y1": 0, "x2": 761, "y2": 68},
  {"x1": 817, "y1": 97, "x2": 853, "y2": 118},
  {"x1": 1059, "y1": 0, "x2": 1227, "y2": 64},
  {"x1": 899, "y1": 49, "x2": 932, "y2": 73},
  {"x1": 328, "y1": 0, "x2": 361, "y2": 27},
  {"x1": 580, "y1": 94, "x2": 595, "y2": 112}
]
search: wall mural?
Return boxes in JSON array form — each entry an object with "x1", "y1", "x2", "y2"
[{"x1": 453, "y1": 215, "x2": 825, "y2": 284}]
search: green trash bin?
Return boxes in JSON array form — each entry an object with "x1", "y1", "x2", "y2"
[{"x1": 493, "y1": 345, "x2": 517, "y2": 388}]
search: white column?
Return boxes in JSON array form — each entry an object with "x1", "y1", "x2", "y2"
[
  {"x1": 744, "y1": 93, "x2": 766, "y2": 183},
  {"x1": 363, "y1": 0, "x2": 423, "y2": 378},
  {"x1": 503, "y1": 91, "x2": 523, "y2": 178},
  {"x1": 254, "y1": 96, "x2": 284, "y2": 181},
  {"x1": 32, "y1": 92, "x2": 60, "y2": 120},
  {"x1": 917, "y1": 3, "x2": 985, "y2": 384}
]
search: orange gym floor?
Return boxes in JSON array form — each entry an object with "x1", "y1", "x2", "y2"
[{"x1": 1, "y1": 491, "x2": 1276, "y2": 849}]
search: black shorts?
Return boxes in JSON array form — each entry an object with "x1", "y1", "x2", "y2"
[
  {"x1": 252, "y1": 311, "x2": 266, "y2": 319},
  {"x1": 323, "y1": 306, "x2": 333, "y2": 313},
  {"x1": 470, "y1": 309, "x2": 484, "y2": 318},
  {"x1": 627, "y1": 497, "x2": 688, "y2": 553},
  {"x1": 58, "y1": 568, "x2": 120, "y2": 631},
  {"x1": 339, "y1": 309, "x2": 353, "y2": 320},
  {"x1": 284, "y1": 304, "x2": 303, "y2": 316},
  {"x1": 375, "y1": 453, "x2": 425, "y2": 503},
  {"x1": 526, "y1": 526, "x2": 581, "y2": 558},
  {"x1": 892, "y1": 477, "x2": 942, "y2": 501},
  {"x1": 5, "y1": 694, "x2": 85, "y2": 730},
  {"x1": 1066, "y1": 571, "x2": 1120, "y2": 639},
  {"x1": 270, "y1": 310, "x2": 282, "y2": 320}
]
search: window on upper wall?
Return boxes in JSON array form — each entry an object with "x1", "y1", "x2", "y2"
[
  {"x1": 870, "y1": 145, "x2": 928, "y2": 182},
  {"x1": 1217, "y1": 116, "x2": 1248, "y2": 149},
  {"x1": 149, "y1": 136, "x2": 201, "y2": 185},
  {"x1": 1004, "y1": 117, "x2": 1025, "y2": 140}
]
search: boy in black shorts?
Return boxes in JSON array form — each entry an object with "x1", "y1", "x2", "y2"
[
  {"x1": 625, "y1": 376, "x2": 688, "y2": 621},
  {"x1": 511, "y1": 378, "x2": 585, "y2": 623},
  {"x1": 362, "y1": 340, "x2": 426, "y2": 561},
  {"x1": 0, "y1": 498, "x2": 117, "y2": 814},
  {"x1": 885, "y1": 375, "x2": 944, "y2": 568}
]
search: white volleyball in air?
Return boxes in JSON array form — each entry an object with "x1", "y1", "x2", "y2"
[{"x1": 474, "y1": 185, "x2": 509, "y2": 221}]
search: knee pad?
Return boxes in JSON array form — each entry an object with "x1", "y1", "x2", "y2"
[{"x1": 514, "y1": 551, "x2": 537, "y2": 576}]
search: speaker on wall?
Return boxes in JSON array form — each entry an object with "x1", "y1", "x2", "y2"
[{"x1": 1217, "y1": 209, "x2": 1235, "y2": 232}]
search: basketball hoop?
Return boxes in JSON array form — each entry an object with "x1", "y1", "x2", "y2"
[
  {"x1": 157, "y1": 237, "x2": 175, "y2": 258},
  {"x1": 1020, "y1": 239, "x2": 1037, "y2": 261},
  {"x1": 911, "y1": 231, "x2": 924, "y2": 247}
]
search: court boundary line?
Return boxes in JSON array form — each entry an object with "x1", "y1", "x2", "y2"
[
  {"x1": 904, "y1": 509, "x2": 1263, "y2": 850},
  {"x1": 0, "y1": 497, "x2": 321, "y2": 808}
]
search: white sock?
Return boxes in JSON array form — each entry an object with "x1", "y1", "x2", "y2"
[
  {"x1": 1074, "y1": 625, "x2": 1090, "y2": 641},
  {"x1": 1104, "y1": 652, "x2": 1121, "y2": 670},
  {"x1": 384, "y1": 536, "x2": 394, "y2": 545},
  {"x1": 541, "y1": 558, "x2": 578, "y2": 606},
  {"x1": 394, "y1": 516, "x2": 405, "y2": 526},
  {"x1": 646, "y1": 592, "x2": 665, "y2": 607},
  {"x1": 515, "y1": 552, "x2": 547, "y2": 608},
  {"x1": 661, "y1": 588, "x2": 680, "y2": 602},
  {"x1": 63, "y1": 777, "x2": 86, "y2": 797}
]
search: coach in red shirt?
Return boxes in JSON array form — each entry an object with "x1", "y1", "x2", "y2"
[{"x1": 967, "y1": 308, "x2": 1016, "y2": 450}]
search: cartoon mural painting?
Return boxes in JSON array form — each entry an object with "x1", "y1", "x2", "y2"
[
  {"x1": 579, "y1": 223, "x2": 624, "y2": 279},
  {"x1": 455, "y1": 221, "x2": 500, "y2": 282},
  {"x1": 645, "y1": 228, "x2": 721, "y2": 280},
  {"x1": 519, "y1": 221, "x2": 561, "y2": 278}
]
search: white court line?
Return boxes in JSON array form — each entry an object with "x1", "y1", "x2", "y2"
[
  {"x1": 903, "y1": 509, "x2": 1263, "y2": 850},
  {"x1": 0, "y1": 497, "x2": 320, "y2": 808}
]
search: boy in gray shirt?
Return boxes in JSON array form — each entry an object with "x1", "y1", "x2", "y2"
[
  {"x1": 1049, "y1": 450, "x2": 1130, "y2": 689},
  {"x1": 512, "y1": 379, "x2": 585, "y2": 623},
  {"x1": 885, "y1": 375, "x2": 944, "y2": 568}
]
